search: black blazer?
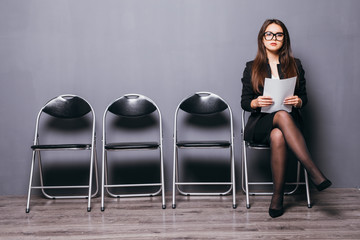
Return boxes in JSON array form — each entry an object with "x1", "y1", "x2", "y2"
[{"x1": 241, "y1": 58, "x2": 308, "y2": 142}]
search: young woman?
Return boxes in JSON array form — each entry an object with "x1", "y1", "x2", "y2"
[{"x1": 241, "y1": 19, "x2": 332, "y2": 218}]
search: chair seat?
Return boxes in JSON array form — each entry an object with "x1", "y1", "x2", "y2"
[
  {"x1": 31, "y1": 144, "x2": 91, "y2": 150},
  {"x1": 177, "y1": 141, "x2": 231, "y2": 148},
  {"x1": 246, "y1": 142, "x2": 270, "y2": 149},
  {"x1": 105, "y1": 142, "x2": 159, "y2": 150}
]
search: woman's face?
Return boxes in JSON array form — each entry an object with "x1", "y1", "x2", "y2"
[{"x1": 262, "y1": 23, "x2": 284, "y2": 54}]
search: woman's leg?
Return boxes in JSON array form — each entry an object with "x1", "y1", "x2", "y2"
[
  {"x1": 272, "y1": 111, "x2": 329, "y2": 186},
  {"x1": 269, "y1": 128, "x2": 287, "y2": 211}
]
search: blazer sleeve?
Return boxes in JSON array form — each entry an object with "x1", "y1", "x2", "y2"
[
  {"x1": 295, "y1": 59, "x2": 308, "y2": 108},
  {"x1": 241, "y1": 61, "x2": 260, "y2": 112}
]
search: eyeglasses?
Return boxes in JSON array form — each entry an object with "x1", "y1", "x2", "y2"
[{"x1": 264, "y1": 31, "x2": 284, "y2": 41}]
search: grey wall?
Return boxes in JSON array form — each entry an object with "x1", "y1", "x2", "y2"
[{"x1": 1, "y1": 0, "x2": 359, "y2": 195}]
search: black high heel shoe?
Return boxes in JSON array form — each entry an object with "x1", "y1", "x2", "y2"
[
  {"x1": 269, "y1": 207, "x2": 284, "y2": 218},
  {"x1": 269, "y1": 195, "x2": 284, "y2": 218},
  {"x1": 315, "y1": 179, "x2": 332, "y2": 191}
]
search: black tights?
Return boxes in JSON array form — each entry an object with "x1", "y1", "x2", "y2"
[{"x1": 269, "y1": 111, "x2": 327, "y2": 210}]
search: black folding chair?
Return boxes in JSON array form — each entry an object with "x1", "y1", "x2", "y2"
[
  {"x1": 172, "y1": 92, "x2": 236, "y2": 209},
  {"x1": 26, "y1": 94, "x2": 98, "y2": 213},
  {"x1": 101, "y1": 94, "x2": 165, "y2": 211}
]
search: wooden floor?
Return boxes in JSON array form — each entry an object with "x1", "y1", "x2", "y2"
[{"x1": 1, "y1": 188, "x2": 359, "y2": 239}]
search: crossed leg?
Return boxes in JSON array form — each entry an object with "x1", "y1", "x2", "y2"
[{"x1": 269, "y1": 111, "x2": 329, "y2": 213}]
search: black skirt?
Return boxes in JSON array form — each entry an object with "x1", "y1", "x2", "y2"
[{"x1": 247, "y1": 111, "x2": 302, "y2": 145}]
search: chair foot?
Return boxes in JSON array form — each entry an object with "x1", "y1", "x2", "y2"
[
  {"x1": 162, "y1": 205, "x2": 166, "y2": 209},
  {"x1": 87, "y1": 207, "x2": 91, "y2": 212},
  {"x1": 307, "y1": 204, "x2": 312, "y2": 208},
  {"x1": 246, "y1": 204, "x2": 251, "y2": 209},
  {"x1": 232, "y1": 204, "x2": 237, "y2": 209},
  {"x1": 101, "y1": 207, "x2": 105, "y2": 211},
  {"x1": 26, "y1": 208, "x2": 30, "y2": 213},
  {"x1": 172, "y1": 204, "x2": 176, "y2": 209}
]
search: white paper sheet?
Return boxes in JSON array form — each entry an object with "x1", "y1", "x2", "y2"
[{"x1": 261, "y1": 76, "x2": 297, "y2": 113}]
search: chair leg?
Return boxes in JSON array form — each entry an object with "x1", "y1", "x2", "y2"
[
  {"x1": 92, "y1": 147, "x2": 99, "y2": 198},
  {"x1": 101, "y1": 150, "x2": 106, "y2": 211},
  {"x1": 87, "y1": 147, "x2": 96, "y2": 212},
  {"x1": 243, "y1": 143, "x2": 250, "y2": 209},
  {"x1": 304, "y1": 169, "x2": 312, "y2": 208},
  {"x1": 91, "y1": 148, "x2": 98, "y2": 211},
  {"x1": 26, "y1": 151, "x2": 37, "y2": 213},
  {"x1": 231, "y1": 148, "x2": 237, "y2": 209},
  {"x1": 160, "y1": 148, "x2": 166, "y2": 209},
  {"x1": 172, "y1": 147, "x2": 177, "y2": 209}
]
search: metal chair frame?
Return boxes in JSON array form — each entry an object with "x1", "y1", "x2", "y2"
[
  {"x1": 172, "y1": 92, "x2": 236, "y2": 209},
  {"x1": 241, "y1": 110, "x2": 311, "y2": 209},
  {"x1": 26, "y1": 94, "x2": 99, "y2": 213},
  {"x1": 101, "y1": 94, "x2": 165, "y2": 211}
]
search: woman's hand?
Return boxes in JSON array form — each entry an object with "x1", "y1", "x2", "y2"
[
  {"x1": 251, "y1": 96, "x2": 273, "y2": 109},
  {"x1": 284, "y1": 95, "x2": 302, "y2": 108}
]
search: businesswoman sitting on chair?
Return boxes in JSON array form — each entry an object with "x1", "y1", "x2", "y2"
[{"x1": 241, "y1": 19, "x2": 332, "y2": 218}]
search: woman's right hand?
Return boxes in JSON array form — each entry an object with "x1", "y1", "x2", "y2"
[{"x1": 251, "y1": 96, "x2": 273, "y2": 109}]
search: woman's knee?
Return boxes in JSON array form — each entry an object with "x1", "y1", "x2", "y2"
[
  {"x1": 270, "y1": 128, "x2": 285, "y2": 146},
  {"x1": 274, "y1": 110, "x2": 291, "y2": 119},
  {"x1": 273, "y1": 110, "x2": 293, "y2": 125}
]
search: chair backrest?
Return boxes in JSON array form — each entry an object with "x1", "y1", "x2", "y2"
[
  {"x1": 107, "y1": 94, "x2": 157, "y2": 117},
  {"x1": 175, "y1": 92, "x2": 233, "y2": 142},
  {"x1": 42, "y1": 95, "x2": 92, "y2": 119},
  {"x1": 179, "y1": 92, "x2": 229, "y2": 115},
  {"x1": 33, "y1": 94, "x2": 95, "y2": 145},
  {"x1": 103, "y1": 94, "x2": 162, "y2": 143}
]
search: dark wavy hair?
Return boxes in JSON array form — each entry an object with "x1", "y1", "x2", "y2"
[{"x1": 251, "y1": 19, "x2": 298, "y2": 93}]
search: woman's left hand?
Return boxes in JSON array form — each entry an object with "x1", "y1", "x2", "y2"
[{"x1": 284, "y1": 95, "x2": 302, "y2": 108}]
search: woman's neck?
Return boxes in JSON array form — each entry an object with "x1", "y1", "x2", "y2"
[{"x1": 266, "y1": 50, "x2": 280, "y2": 64}]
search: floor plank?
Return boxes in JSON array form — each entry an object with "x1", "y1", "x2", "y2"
[{"x1": 0, "y1": 188, "x2": 359, "y2": 239}]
